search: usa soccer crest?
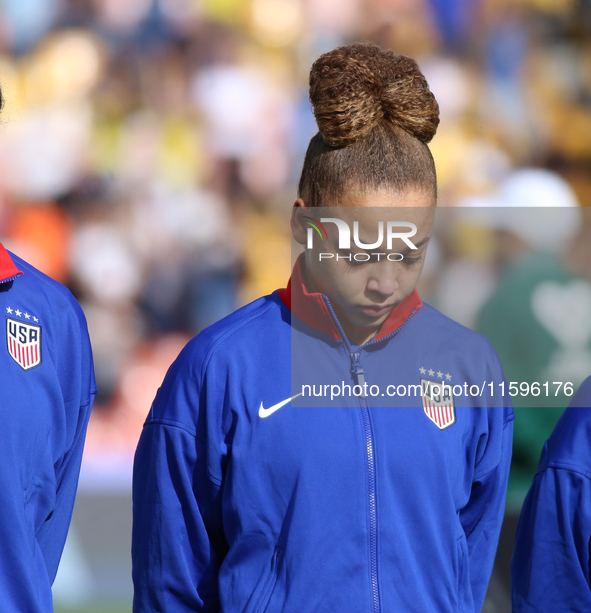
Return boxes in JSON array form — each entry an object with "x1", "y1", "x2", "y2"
[
  {"x1": 421, "y1": 378, "x2": 455, "y2": 430},
  {"x1": 6, "y1": 317, "x2": 42, "y2": 370}
]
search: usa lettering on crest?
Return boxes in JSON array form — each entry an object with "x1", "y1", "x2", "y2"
[
  {"x1": 6, "y1": 317, "x2": 42, "y2": 370},
  {"x1": 420, "y1": 378, "x2": 455, "y2": 430}
]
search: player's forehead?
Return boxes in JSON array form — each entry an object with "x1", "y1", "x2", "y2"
[
  {"x1": 315, "y1": 203, "x2": 435, "y2": 244},
  {"x1": 336, "y1": 187, "x2": 435, "y2": 209}
]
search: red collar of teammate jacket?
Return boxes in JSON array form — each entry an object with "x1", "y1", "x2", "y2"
[
  {"x1": 277, "y1": 254, "x2": 422, "y2": 342},
  {"x1": 0, "y1": 243, "x2": 23, "y2": 283}
]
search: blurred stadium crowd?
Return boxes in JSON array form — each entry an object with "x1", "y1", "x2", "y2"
[{"x1": 0, "y1": 0, "x2": 590, "y2": 501}]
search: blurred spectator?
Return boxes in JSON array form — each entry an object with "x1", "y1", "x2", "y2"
[
  {"x1": 0, "y1": 0, "x2": 62, "y2": 53},
  {"x1": 474, "y1": 169, "x2": 591, "y2": 504}
]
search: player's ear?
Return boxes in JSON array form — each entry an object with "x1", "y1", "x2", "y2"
[{"x1": 291, "y1": 199, "x2": 309, "y2": 245}]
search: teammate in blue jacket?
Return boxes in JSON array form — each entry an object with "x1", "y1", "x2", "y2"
[
  {"x1": 0, "y1": 86, "x2": 96, "y2": 612},
  {"x1": 0, "y1": 241, "x2": 96, "y2": 611},
  {"x1": 512, "y1": 376, "x2": 591, "y2": 612},
  {"x1": 132, "y1": 43, "x2": 513, "y2": 612}
]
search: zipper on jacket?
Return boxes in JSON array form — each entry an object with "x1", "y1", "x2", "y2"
[
  {"x1": 322, "y1": 297, "x2": 381, "y2": 613},
  {"x1": 351, "y1": 350, "x2": 380, "y2": 613},
  {"x1": 350, "y1": 351, "x2": 366, "y2": 395},
  {"x1": 0, "y1": 274, "x2": 21, "y2": 284}
]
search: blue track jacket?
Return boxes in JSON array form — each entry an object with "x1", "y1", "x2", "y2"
[
  {"x1": 512, "y1": 376, "x2": 591, "y2": 612},
  {"x1": 0, "y1": 243, "x2": 96, "y2": 612},
  {"x1": 133, "y1": 256, "x2": 514, "y2": 613}
]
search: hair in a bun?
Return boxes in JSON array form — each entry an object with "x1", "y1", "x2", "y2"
[
  {"x1": 298, "y1": 42, "x2": 440, "y2": 207},
  {"x1": 310, "y1": 43, "x2": 439, "y2": 147}
]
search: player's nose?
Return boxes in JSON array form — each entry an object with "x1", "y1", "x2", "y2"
[{"x1": 365, "y1": 267, "x2": 399, "y2": 297}]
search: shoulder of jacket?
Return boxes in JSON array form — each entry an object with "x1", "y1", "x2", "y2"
[
  {"x1": 175, "y1": 292, "x2": 286, "y2": 378},
  {"x1": 540, "y1": 397, "x2": 591, "y2": 478},
  {"x1": 8, "y1": 251, "x2": 89, "y2": 331},
  {"x1": 419, "y1": 303, "x2": 499, "y2": 358}
]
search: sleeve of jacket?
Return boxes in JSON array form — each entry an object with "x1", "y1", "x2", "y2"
[
  {"x1": 132, "y1": 339, "x2": 227, "y2": 613},
  {"x1": 511, "y1": 380, "x2": 591, "y2": 613},
  {"x1": 511, "y1": 465, "x2": 591, "y2": 612},
  {"x1": 36, "y1": 297, "x2": 97, "y2": 582},
  {"x1": 460, "y1": 353, "x2": 514, "y2": 612}
]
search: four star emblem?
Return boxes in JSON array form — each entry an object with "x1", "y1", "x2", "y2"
[
  {"x1": 420, "y1": 367, "x2": 452, "y2": 381},
  {"x1": 5, "y1": 307, "x2": 39, "y2": 322}
]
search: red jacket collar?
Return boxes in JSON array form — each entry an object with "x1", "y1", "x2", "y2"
[
  {"x1": 0, "y1": 243, "x2": 23, "y2": 283},
  {"x1": 277, "y1": 254, "x2": 422, "y2": 343}
]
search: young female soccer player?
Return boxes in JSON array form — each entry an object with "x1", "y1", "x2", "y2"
[{"x1": 132, "y1": 43, "x2": 513, "y2": 613}]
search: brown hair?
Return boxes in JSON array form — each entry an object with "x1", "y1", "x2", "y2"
[{"x1": 298, "y1": 42, "x2": 440, "y2": 206}]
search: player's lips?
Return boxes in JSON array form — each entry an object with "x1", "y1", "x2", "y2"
[{"x1": 358, "y1": 304, "x2": 395, "y2": 317}]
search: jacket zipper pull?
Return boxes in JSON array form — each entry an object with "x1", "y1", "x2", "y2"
[{"x1": 350, "y1": 352, "x2": 367, "y2": 397}]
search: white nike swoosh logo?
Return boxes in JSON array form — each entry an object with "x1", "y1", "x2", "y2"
[{"x1": 259, "y1": 393, "x2": 302, "y2": 418}]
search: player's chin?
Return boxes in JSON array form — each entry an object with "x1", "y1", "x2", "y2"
[{"x1": 349, "y1": 308, "x2": 392, "y2": 328}]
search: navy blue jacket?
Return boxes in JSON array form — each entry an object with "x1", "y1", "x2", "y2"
[
  {"x1": 512, "y1": 376, "x2": 591, "y2": 612},
  {"x1": 132, "y1": 257, "x2": 513, "y2": 613},
  {"x1": 0, "y1": 244, "x2": 96, "y2": 612}
]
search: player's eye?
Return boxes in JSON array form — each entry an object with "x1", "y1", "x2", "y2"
[
  {"x1": 402, "y1": 255, "x2": 424, "y2": 266},
  {"x1": 337, "y1": 250, "x2": 370, "y2": 266},
  {"x1": 348, "y1": 255, "x2": 370, "y2": 266}
]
